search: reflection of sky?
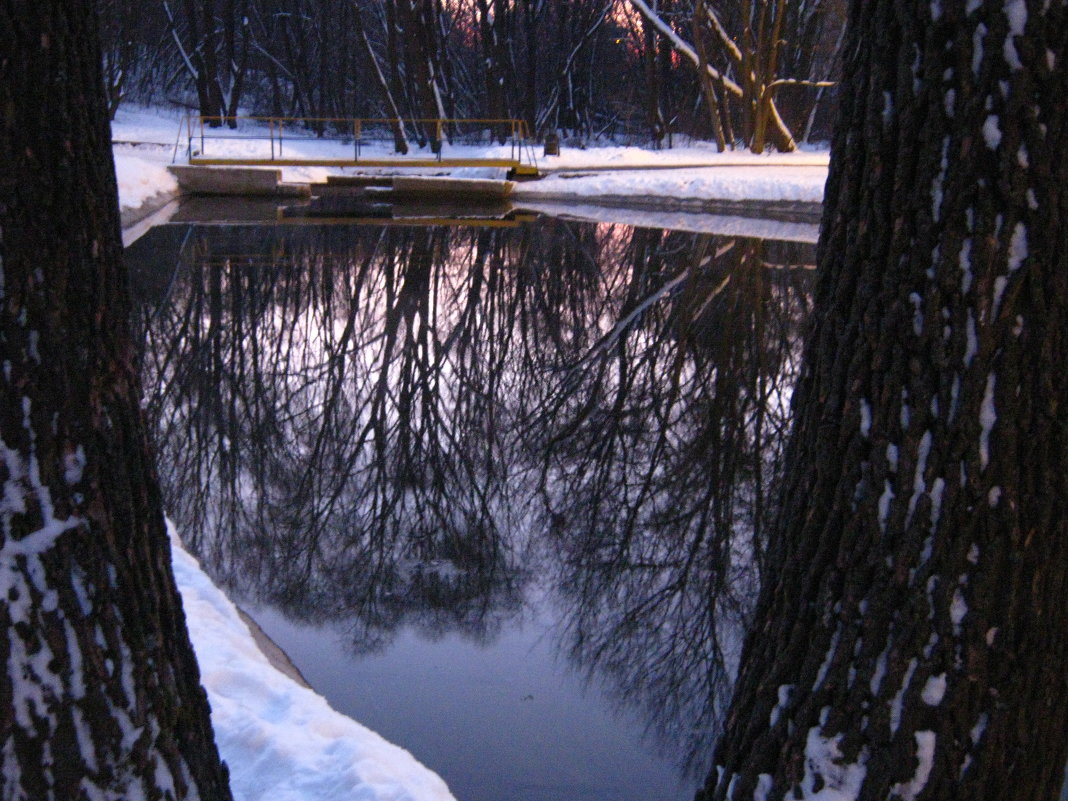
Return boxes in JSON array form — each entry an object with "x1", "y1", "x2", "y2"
[{"x1": 247, "y1": 601, "x2": 689, "y2": 801}]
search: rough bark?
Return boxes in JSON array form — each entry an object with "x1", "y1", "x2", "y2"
[
  {"x1": 698, "y1": 0, "x2": 1068, "y2": 799},
  {"x1": 0, "y1": 3, "x2": 233, "y2": 799}
]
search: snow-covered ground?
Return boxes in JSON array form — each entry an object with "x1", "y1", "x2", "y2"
[
  {"x1": 519, "y1": 163, "x2": 826, "y2": 205},
  {"x1": 113, "y1": 104, "x2": 828, "y2": 801},
  {"x1": 171, "y1": 524, "x2": 456, "y2": 801},
  {"x1": 110, "y1": 105, "x2": 828, "y2": 216}
]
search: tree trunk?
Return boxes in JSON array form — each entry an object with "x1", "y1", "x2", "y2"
[
  {"x1": 521, "y1": 0, "x2": 539, "y2": 139},
  {"x1": 698, "y1": 0, "x2": 1068, "y2": 799},
  {"x1": 0, "y1": 3, "x2": 233, "y2": 799},
  {"x1": 477, "y1": 0, "x2": 513, "y2": 144},
  {"x1": 693, "y1": 1, "x2": 727, "y2": 151},
  {"x1": 183, "y1": 0, "x2": 225, "y2": 122},
  {"x1": 222, "y1": 0, "x2": 251, "y2": 124},
  {"x1": 352, "y1": 0, "x2": 409, "y2": 153},
  {"x1": 406, "y1": 0, "x2": 447, "y2": 146},
  {"x1": 639, "y1": 10, "x2": 664, "y2": 147}
]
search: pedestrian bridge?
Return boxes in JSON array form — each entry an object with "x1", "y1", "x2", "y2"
[{"x1": 181, "y1": 115, "x2": 540, "y2": 177}]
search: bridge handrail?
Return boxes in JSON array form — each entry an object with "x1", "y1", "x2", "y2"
[{"x1": 183, "y1": 114, "x2": 536, "y2": 168}]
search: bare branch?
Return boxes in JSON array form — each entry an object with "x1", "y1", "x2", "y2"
[
  {"x1": 163, "y1": 0, "x2": 199, "y2": 81},
  {"x1": 628, "y1": 0, "x2": 744, "y2": 98},
  {"x1": 764, "y1": 77, "x2": 836, "y2": 93},
  {"x1": 696, "y1": 0, "x2": 743, "y2": 65}
]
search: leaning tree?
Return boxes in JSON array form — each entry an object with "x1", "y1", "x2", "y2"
[
  {"x1": 697, "y1": 0, "x2": 1068, "y2": 799},
  {"x1": 0, "y1": 2, "x2": 233, "y2": 798}
]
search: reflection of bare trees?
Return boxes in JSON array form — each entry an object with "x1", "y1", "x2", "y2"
[
  {"x1": 135, "y1": 225, "x2": 533, "y2": 650},
  {"x1": 534, "y1": 230, "x2": 812, "y2": 775},
  {"x1": 129, "y1": 220, "x2": 812, "y2": 743}
]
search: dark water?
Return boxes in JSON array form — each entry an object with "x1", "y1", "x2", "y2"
[{"x1": 126, "y1": 218, "x2": 815, "y2": 801}]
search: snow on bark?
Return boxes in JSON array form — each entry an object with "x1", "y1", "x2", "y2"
[
  {"x1": 1007, "y1": 223, "x2": 1028, "y2": 271},
  {"x1": 800, "y1": 720, "x2": 868, "y2": 800},
  {"x1": 959, "y1": 238, "x2": 973, "y2": 294},
  {"x1": 886, "y1": 443, "x2": 900, "y2": 473},
  {"x1": 950, "y1": 587, "x2": 968, "y2": 631},
  {"x1": 972, "y1": 24, "x2": 987, "y2": 75},
  {"x1": 905, "y1": 431, "x2": 932, "y2": 524},
  {"x1": 1, "y1": 3, "x2": 234, "y2": 798},
  {"x1": 1003, "y1": 0, "x2": 1027, "y2": 68},
  {"x1": 889, "y1": 659, "x2": 918, "y2": 736},
  {"x1": 769, "y1": 685, "x2": 794, "y2": 728},
  {"x1": 0, "y1": 437, "x2": 189, "y2": 798},
  {"x1": 891, "y1": 730, "x2": 936, "y2": 800},
  {"x1": 753, "y1": 773, "x2": 773, "y2": 801},
  {"x1": 877, "y1": 481, "x2": 895, "y2": 533},
  {"x1": 982, "y1": 115, "x2": 1002, "y2": 149},
  {"x1": 921, "y1": 673, "x2": 947, "y2": 706},
  {"x1": 930, "y1": 137, "x2": 950, "y2": 222},
  {"x1": 694, "y1": 0, "x2": 1068, "y2": 798},
  {"x1": 978, "y1": 373, "x2": 996, "y2": 470},
  {"x1": 964, "y1": 310, "x2": 978, "y2": 366}
]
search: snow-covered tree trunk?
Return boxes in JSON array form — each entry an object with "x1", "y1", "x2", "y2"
[
  {"x1": 0, "y1": 3, "x2": 233, "y2": 799},
  {"x1": 697, "y1": 1, "x2": 1068, "y2": 799}
]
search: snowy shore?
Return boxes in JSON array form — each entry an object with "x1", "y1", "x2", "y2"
[{"x1": 170, "y1": 526, "x2": 456, "y2": 801}]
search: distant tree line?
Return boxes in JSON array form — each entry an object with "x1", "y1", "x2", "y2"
[{"x1": 98, "y1": 0, "x2": 846, "y2": 150}]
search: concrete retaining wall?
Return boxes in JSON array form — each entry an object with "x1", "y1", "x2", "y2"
[{"x1": 168, "y1": 165, "x2": 307, "y2": 197}]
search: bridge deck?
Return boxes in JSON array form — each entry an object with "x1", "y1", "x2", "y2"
[{"x1": 183, "y1": 115, "x2": 540, "y2": 177}]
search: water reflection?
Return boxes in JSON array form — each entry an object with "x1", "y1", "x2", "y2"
[
  {"x1": 538, "y1": 232, "x2": 810, "y2": 773},
  {"x1": 128, "y1": 218, "x2": 813, "y2": 783}
]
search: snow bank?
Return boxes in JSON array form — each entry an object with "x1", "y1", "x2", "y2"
[
  {"x1": 539, "y1": 143, "x2": 829, "y2": 170},
  {"x1": 113, "y1": 149, "x2": 179, "y2": 211},
  {"x1": 514, "y1": 165, "x2": 827, "y2": 205},
  {"x1": 169, "y1": 524, "x2": 456, "y2": 801}
]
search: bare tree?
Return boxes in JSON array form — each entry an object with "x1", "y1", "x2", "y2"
[
  {"x1": 351, "y1": 0, "x2": 410, "y2": 152},
  {"x1": 629, "y1": 0, "x2": 836, "y2": 151},
  {"x1": 165, "y1": 0, "x2": 252, "y2": 125}
]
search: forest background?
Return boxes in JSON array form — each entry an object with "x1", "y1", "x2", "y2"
[{"x1": 99, "y1": 0, "x2": 845, "y2": 154}]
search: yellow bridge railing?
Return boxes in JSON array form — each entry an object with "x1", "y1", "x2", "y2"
[{"x1": 182, "y1": 115, "x2": 539, "y2": 176}]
